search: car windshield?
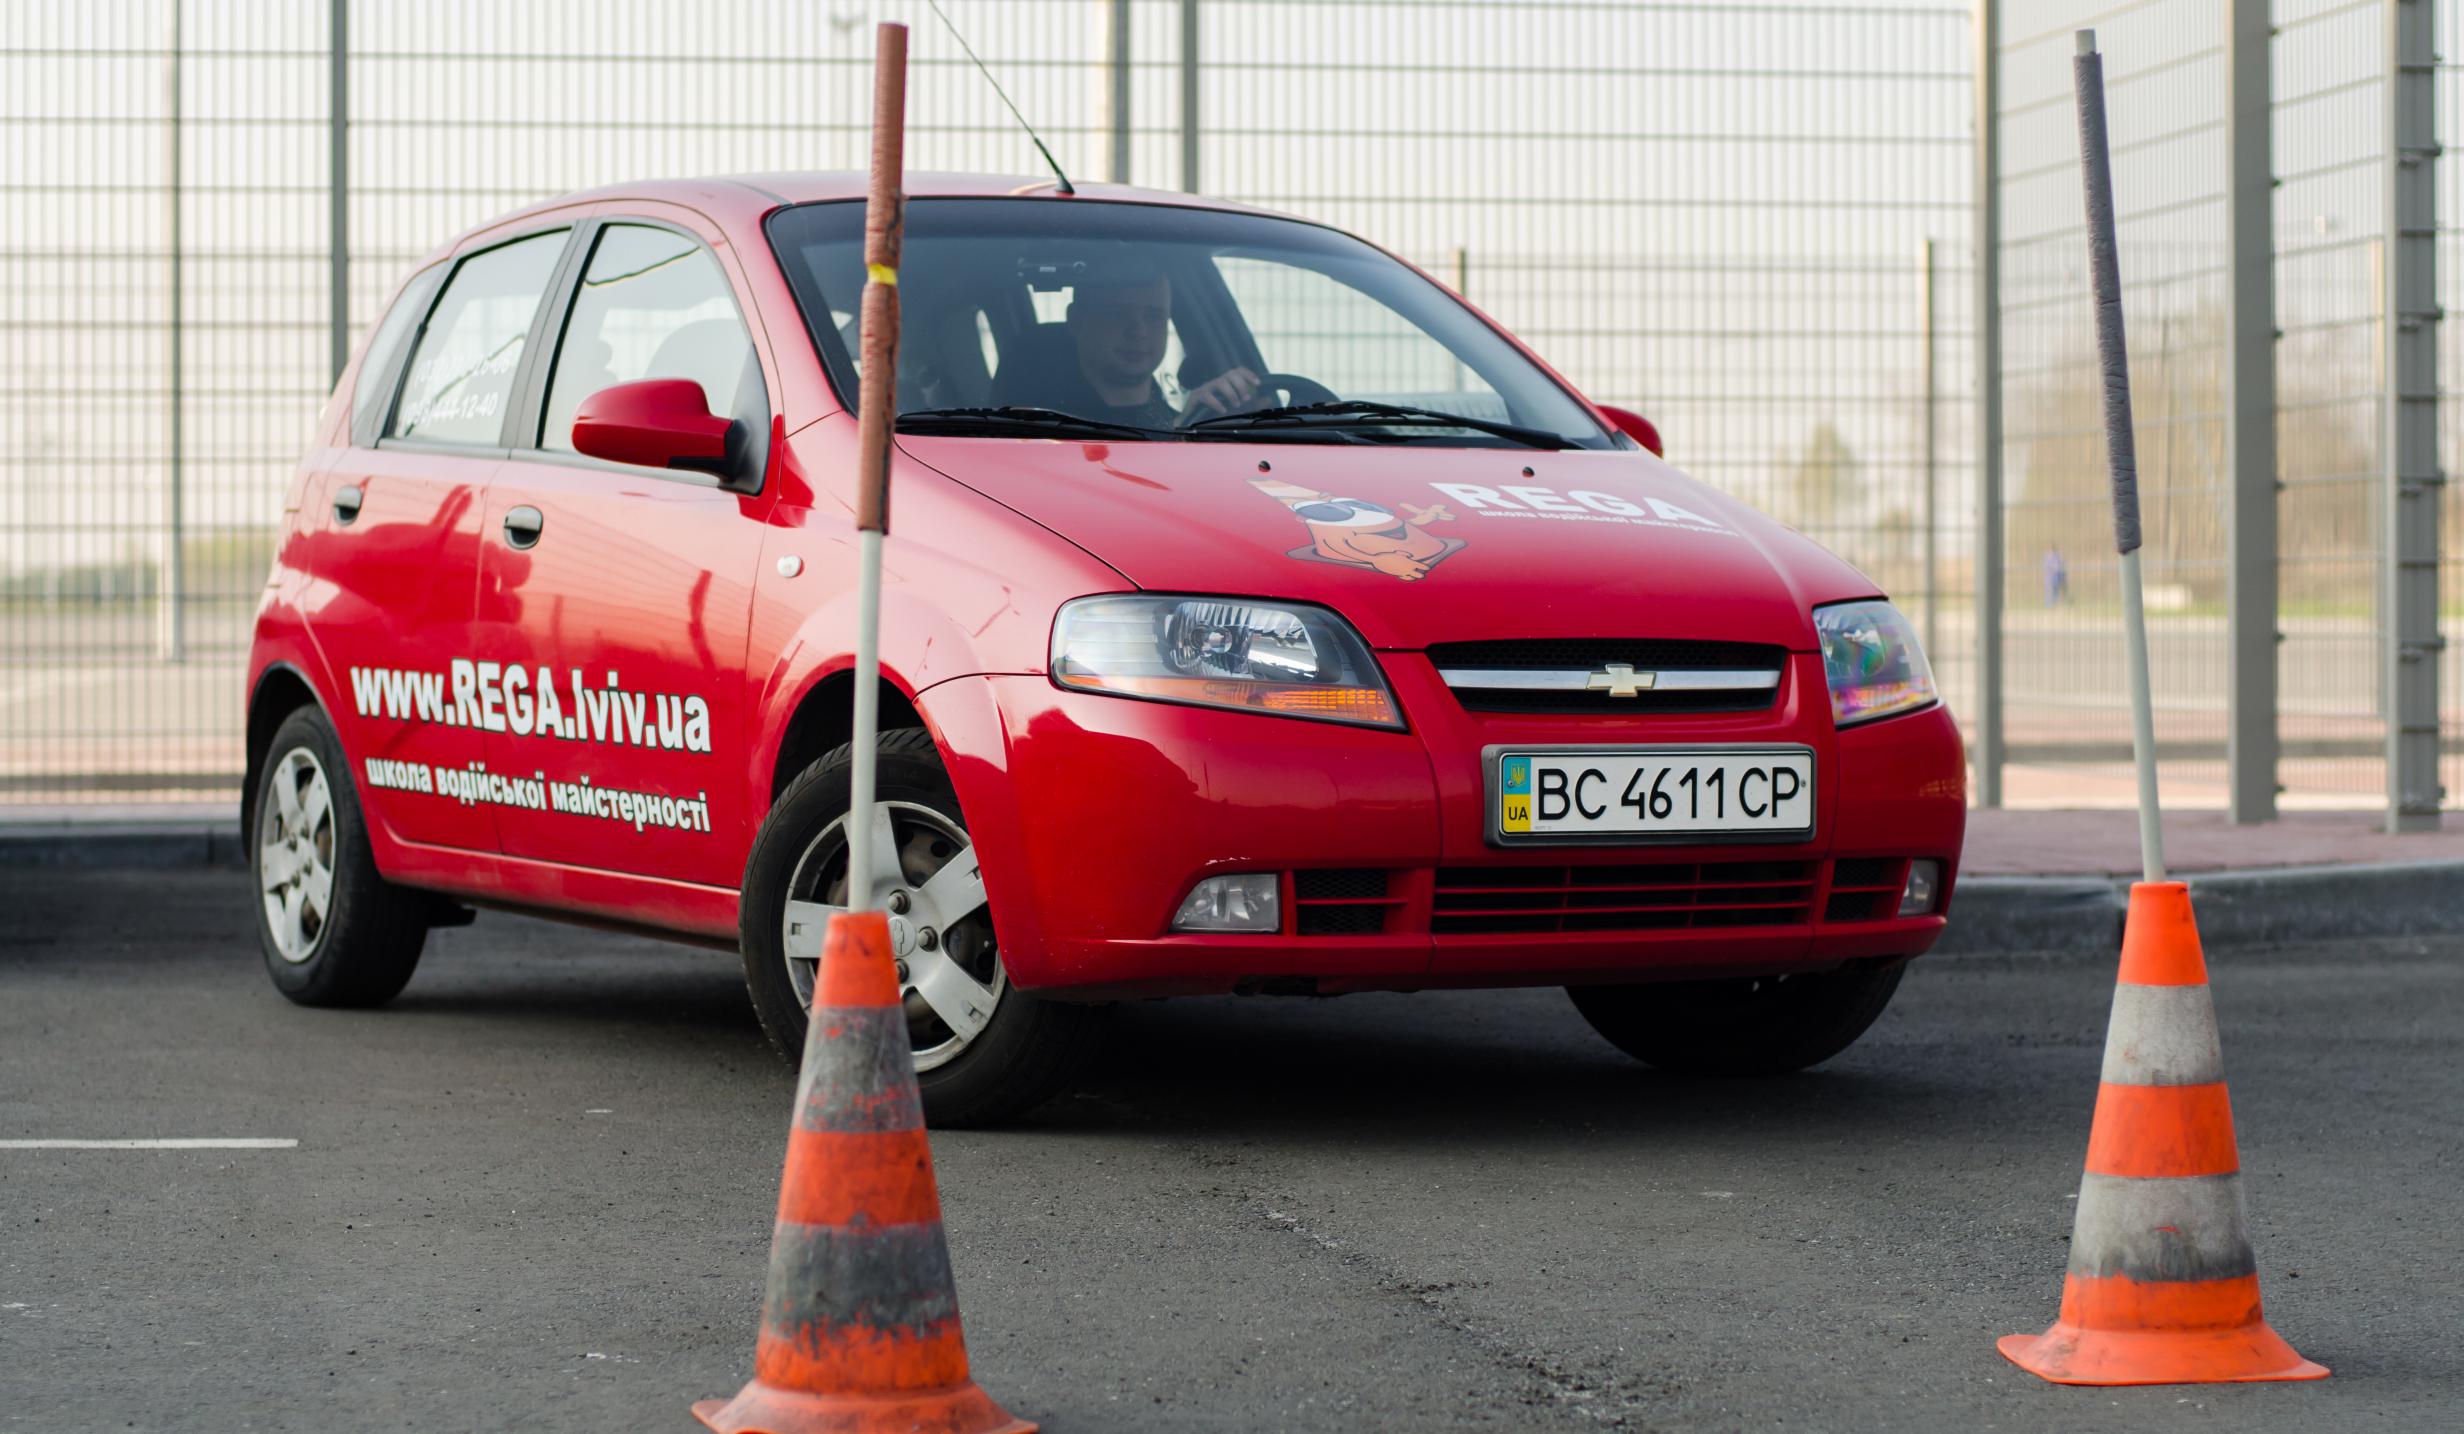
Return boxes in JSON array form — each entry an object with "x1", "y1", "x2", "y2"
[{"x1": 766, "y1": 197, "x2": 1612, "y2": 448}]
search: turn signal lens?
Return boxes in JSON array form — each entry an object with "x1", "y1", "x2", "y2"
[
  {"x1": 1257, "y1": 686, "x2": 1399, "y2": 722},
  {"x1": 1052, "y1": 595, "x2": 1404, "y2": 729}
]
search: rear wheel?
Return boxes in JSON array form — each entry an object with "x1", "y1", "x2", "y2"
[
  {"x1": 1566, "y1": 963, "x2": 1905, "y2": 1075},
  {"x1": 251, "y1": 705, "x2": 428, "y2": 1006},
  {"x1": 738, "y1": 728, "x2": 1106, "y2": 1127}
]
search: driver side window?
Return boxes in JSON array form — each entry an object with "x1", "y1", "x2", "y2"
[
  {"x1": 539, "y1": 224, "x2": 764, "y2": 452},
  {"x1": 1214, "y1": 256, "x2": 1495, "y2": 408}
]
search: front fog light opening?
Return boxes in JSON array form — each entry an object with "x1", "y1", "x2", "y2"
[
  {"x1": 1172, "y1": 873, "x2": 1281, "y2": 932},
  {"x1": 1898, "y1": 859, "x2": 1941, "y2": 916}
]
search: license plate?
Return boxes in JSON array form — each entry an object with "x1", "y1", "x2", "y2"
[{"x1": 1489, "y1": 746, "x2": 1815, "y2": 844}]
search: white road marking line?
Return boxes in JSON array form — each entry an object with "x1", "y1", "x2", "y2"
[{"x1": 0, "y1": 1138, "x2": 298, "y2": 1150}]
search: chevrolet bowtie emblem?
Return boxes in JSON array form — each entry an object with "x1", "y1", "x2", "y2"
[{"x1": 1585, "y1": 663, "x2": 1657, "y2": 697}]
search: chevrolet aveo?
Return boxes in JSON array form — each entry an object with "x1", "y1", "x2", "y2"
[{"x1": 246, "y1": 173, "x2": 1966, "y2": 1125}]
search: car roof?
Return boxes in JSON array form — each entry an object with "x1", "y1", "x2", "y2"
[{"x1": 463, "y1": 171, "x2": 1297, "y2": 243}]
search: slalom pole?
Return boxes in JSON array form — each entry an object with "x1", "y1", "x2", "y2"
[
  {"x1": 844, "y1": 22, "x2": 908, "y2": 913},
  {"x1": 2072, "y1": 29, "x2": 2165, "y2": 884}
]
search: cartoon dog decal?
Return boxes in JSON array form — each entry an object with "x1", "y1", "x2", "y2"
[{"x1": 1249, "y1": 477, "x2": 1464, "y2": 581}]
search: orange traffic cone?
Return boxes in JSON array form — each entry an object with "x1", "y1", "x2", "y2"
[
  {"x1": 1999, "y1": 882, "x2": 2326, "y2": 1385},
  {"x1": 696, "y1": 912, "x2": 1034, "y2": 1434}
]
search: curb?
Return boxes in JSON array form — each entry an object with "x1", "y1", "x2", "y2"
[
  {"x1": 1939, "y1": 860, "x2": 2464, "y2": 955},
  {"x1": 0, "y1": 822, "x2": 247, "y2": 870}
]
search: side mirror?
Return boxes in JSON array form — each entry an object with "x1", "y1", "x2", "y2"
[
  {"x1": 1596, "y1": 404, "x2": 1663, "y2": 457},
  {"x1": 571, "y1": 379, "x2": 739, "y2": 477}
]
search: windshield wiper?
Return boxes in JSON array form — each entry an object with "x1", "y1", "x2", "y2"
[
  {"x1": 897, "y1": 406, "x2": 1166, "y2": 440},
  {"x1": 1183, "y1": 400, "x2": 1571, "y2": 450}
]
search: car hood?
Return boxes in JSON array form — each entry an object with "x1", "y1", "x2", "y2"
[{"x1": 896, "y1": 436, "x2": 1876, "y2": 650}]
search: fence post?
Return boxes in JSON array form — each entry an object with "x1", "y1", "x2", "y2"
[
  {"x1": 2225, "y1": 0, "x2": 2279, "y2": 823},
  {"x1": 1971, "y1": 0, "x2": 2003, "y2": 806},
  {"x1": 1105, "y1": 0, "x2": 1132, "y2": 183},
  {"x1": 156, "y1": 0, "x2": 184, "y2": 664},
  {"x1": 1179, "y1": 0, "x2": 1199, "y2": 192},
  {"x1": 329, "y1": 0, "x2": 348, "y2": 384},
  {"x1": 2384, "y1": 0, "x2": 2444, "y2": 830}
]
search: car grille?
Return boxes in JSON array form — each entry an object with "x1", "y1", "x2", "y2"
[
  {"x1": 1294, "y1": 868, "x2": 1400, "y2": 935},
  {"x1": 1430, "y1": 859, "x2": 1816, "y2": 935},
  {"x1": 1427, "y1": 638, "x2": 1787, "y2": 715},
  {"x1": 1823, "y1": 857, "x2": 1908, "y2": 923}
]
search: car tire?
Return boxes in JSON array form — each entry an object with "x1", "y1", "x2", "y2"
[
  {"x1": 1566, "y1": 963, "x2": 1905, "y2": 1076},
  {"x1": 250, "y1": 705, "x2": 429, "y2": 1007},
  {"x1": 739, "y1": 727, "x2": 1107, "y2": 1127}
]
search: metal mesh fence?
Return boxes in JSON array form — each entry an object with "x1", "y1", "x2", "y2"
[
  {"x1": 0, "y1": 0, "x2": 2450, "y2": 820},
  {"x1": 1994, "y1": 0, "x2": 2233, "y2": 808},
  {"x1": 0, "y1": 0, "x2": 1978, "y2": 810},
  {"x1": 2438, "y1": 1, "x2": 2464, "y2": 818},
  {"x1": 1992, "y1": 0, "x2": 2458, "y2": 816},
  {"x1": 2263, "y1": 0, "x2": 2462, "y2": 816},
  {"x1": 2275, "y1": 0, "x2": 2395, "y2": 808},
  {"x1": 1192, "y1": 1, "x2": 1979, "y2": 721},
  {"x1": 2, "y1": 2, "x2": 322, "y2": 801}
]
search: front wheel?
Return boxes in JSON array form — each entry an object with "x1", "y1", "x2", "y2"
[
  {"x1": 1567, "y1": 963, "x2": 1905, "y2": 1075},
  {"x1": 738, "y1": 727, "x2": 1106, "y2": 1127}
]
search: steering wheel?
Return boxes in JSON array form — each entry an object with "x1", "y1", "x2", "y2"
[{"x1": 1177, "y1": 370, "x2": 1341, "y2": 426}]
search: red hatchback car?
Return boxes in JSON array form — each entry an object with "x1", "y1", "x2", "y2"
[{"x1": 246, "y1": 173, "x2": 1965, "y2": 1124}]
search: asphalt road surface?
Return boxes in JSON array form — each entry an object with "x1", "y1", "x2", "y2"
[{"x1": 3, "y1": 868, "x2": 2458, "y2": 1433}]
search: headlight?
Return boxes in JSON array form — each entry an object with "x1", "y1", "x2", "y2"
[
  {"x1": 1815, "y1": 600, "x2": 1937, "y2": 726},
  {"x1": 1051, "y1": 595, "x2": 1402, "y2": 728}
]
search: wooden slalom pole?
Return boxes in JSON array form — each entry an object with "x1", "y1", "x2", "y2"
[{"x1": 844, "y1": 22, "x2": 908, "y2": 913}]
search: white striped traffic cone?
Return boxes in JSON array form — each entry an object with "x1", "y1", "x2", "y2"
[{"x1": 1998, "y1": 882, "x2": 2326, "y2": 1385}]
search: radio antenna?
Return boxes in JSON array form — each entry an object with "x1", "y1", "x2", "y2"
[{"x1": 923, "y1": 0, "x2": 1075, "y2": 194}]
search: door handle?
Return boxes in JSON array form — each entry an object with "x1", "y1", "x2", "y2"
[
  {"x1": 502, "y1": 505, "x2": 544, "y2": 549},
  {"x1": 332, "y1": 484, "x2": 363, "y2": 525}
]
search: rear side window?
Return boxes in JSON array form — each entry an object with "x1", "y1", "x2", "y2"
[
  {"x1": 349, "y1": 264, "x2": 442, "y2": 440},
  {"x1": 540, "y1": 223, "x2": 763, "y2": 452},
  {"x1": 389, "y1": 229, "x2": 569, "y2": 446}
]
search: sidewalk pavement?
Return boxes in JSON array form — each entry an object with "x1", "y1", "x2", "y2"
[
  {"x1": 2, "y1": 803, "x2": 2456, "y2": 953},
  {"x1": 1944, "y1": 808, "x2": 2464, "y2": 954},
  {"x1": 1962, "y1": 807, "x2": 2464, "y2": 875}
]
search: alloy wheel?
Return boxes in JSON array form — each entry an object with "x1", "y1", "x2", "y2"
[
  {"x1": 782, "y1": 800, "x2": 1006, "y2": 1072},
  {"x1": 258, "y1": 748, "x2": 337, "y2": 964}
]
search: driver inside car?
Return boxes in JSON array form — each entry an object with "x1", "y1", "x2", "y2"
[{"x1": 1020, "y1": 266, "x2": 1267, "y2": 429}]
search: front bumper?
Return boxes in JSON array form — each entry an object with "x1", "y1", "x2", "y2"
[{"x1": 919, "y1": 658, "x2": 1966, "y2": 998}]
